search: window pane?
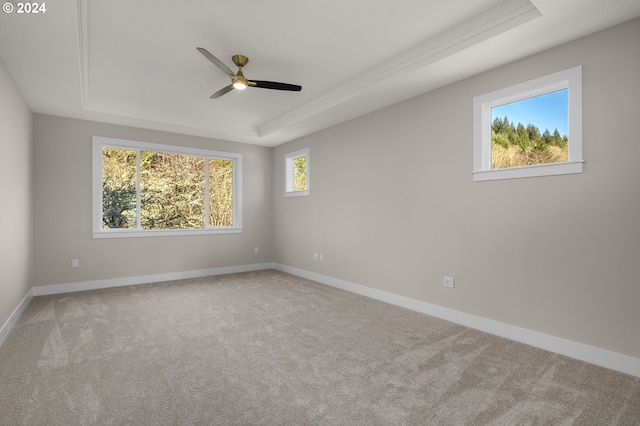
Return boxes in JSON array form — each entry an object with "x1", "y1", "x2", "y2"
[
  {"x1": 491, "y1": 89, "x2": 568, "y2": 169},
  {"x1": 102, "y1": 147, "x2": 137, "y2": 229},
  {"x1": 209, "y1": 159, "x2": 233, "y2": 227},
  {"x1": 294, "y1": 156, "x2": 307, "y2": 191},
  {"x1": 140, "y1": 151, "x2": 205, "y2": 229}
]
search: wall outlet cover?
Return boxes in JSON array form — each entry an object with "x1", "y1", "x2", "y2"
[{"x1": 444, "y1": 276, "x2": 454, "y2": 288}]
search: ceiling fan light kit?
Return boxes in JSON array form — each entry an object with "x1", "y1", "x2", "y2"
[{"x1": 197, "y1": 48, "x2": 302, "y2": 99}]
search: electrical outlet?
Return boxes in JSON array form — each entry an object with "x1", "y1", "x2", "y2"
[
  {"x1": 444, "y1": 276, "x2": 454, "y2": 288},
  {"x1": 254, "y1": 247, "x2": 259, "y2": 254},
  {"x1": 72, "y1": 259, "x2": 79, "y2": 268},
  {"x1": 313, "y1": 253, "x2": 319, "y2": 261},
  {"x1": 319, "y1": 253, "x2": 323, "y2": 261}
]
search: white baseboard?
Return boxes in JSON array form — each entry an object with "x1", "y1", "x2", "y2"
[
  {"x1": 3, "y1": 264, "x2": 275, "y2": 347},
  {"x1": 0, "y1": 289, "x2": 33, "y2": 347},
  {"x1": 274, "y1": 263, "x2": 640, "y2": 378},
  {"x1": 12, "y1": 262, "x2": 640, "y2": 377},
  {"x1": 32, "y1": 263, "x2": 275, "y2": 296}
]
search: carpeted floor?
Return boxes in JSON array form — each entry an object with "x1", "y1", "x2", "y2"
[{"x1": 0, "y1": 270, "x2": 638, "y2": 425}]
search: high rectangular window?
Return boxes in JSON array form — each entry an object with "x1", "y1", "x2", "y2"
[
  {"x1": 284, "y1": 148, "x2": 310, "y2": 197},
  {"x1": 473, "y1": 66, "x2": 583, "y2": 181},
  {"x1": 93, "y1": 137, "x2": 242, "y2": 237}
]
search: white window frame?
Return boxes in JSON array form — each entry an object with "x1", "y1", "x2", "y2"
[
  {"x1": 92, "y1": 136, "x2": 243, "y2": 238},
  {"x1": 472, "y1": 66, "x2": 583, "y2": 182},
  {"x1": 284, "y1": 147, "x2": 310, "y2": 197}
]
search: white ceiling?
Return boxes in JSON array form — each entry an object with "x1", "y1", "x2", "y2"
[{"x1": 1, "y1": 0, "x2": 639, "y2": 147}]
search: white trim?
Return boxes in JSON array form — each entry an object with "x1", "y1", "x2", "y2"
[
  {"x1": 32, "y1": 263, "x2": 275, "y2": 296},
  {"x1": 92, "y1": 228, "x2": 244, "y2": 239},
  {"x1": 93, "y1": 137, "x2": 242, "y2": 166},
  {"x1": 260, "y1": 0, "x2": 540, "y2": 137},
  {"x1": 93, "y1": 136, "x2": 243, "y2": 236},
  {"x1": 284, "y1": 147, "x2": 310, "y2": 196},
  {"x1": 0, "y1": 289, "x2": 34, "y2": 347},
  {"x1": 77, "y1": 0, "x2": 259, "y2": 143},
  {"x1": 284, "y1": 190, "x2": 310, "y2": 198},
  {"x1": 473, "y1": 66, "x2": 583, "y2": 181},
  {"x1": 10, "y1": 263, "x2": 639, "y2": 377},
  {"x1": 76, "y1": 0, "x2": 540, "y2": 144},
  {"x1": 273, "y1": 263, "x2": 640, "y2": 378},
  {"x1": 472, "y1": 160, "x2": 585, "y2": 182}
]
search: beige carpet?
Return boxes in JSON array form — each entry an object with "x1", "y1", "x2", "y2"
[{"x1": 0, "y1": 270, "x2": 638, "y2": 425}]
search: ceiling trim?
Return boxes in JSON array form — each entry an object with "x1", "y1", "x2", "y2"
[
  {"x1": 76, "y1": 0, "x2": 258, "y2": 141},
  {"x1": 258, "y1": 0, "x2": 541, "y2": 138},
  {"x1": 81, "y1": 96, "x2": 259, "y2": 138},
  {"x1": 77, "y1": 0, "x2": 88, "y2": 107},
  {"x1": 74, "y1": 0, "x2": 541, "y2": 144}
]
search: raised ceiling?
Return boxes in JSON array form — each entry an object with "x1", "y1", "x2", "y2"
[{"x1": 1, "y1": 0, "x2": 639, "y2": 147}]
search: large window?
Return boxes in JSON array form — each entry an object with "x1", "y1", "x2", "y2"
[
  {"x1": 473, "y1": 66, "x2": 583, "y2": 181},
  {"x1": 93, "y1": 136, "x2": 242, "y2": 238},
  {"x1": 284, "y1": 148, "x2": 310, "y2": 197}
]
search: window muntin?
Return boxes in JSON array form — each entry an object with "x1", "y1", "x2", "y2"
[
  {"x1": 284, "y1": 148, "x2": 310, "y2": 197},
  {"x1": 473, "y1": 66, "x2": 583, "y2": 181},
  {"x1": 93, "y1": 137, "x2": 242, "y2": 237}
]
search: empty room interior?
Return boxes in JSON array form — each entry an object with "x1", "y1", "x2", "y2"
[{"x1": 1, "y1": 0, "x2": 640, "y2": 424}]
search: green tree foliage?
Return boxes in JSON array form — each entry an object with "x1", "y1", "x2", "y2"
[
  {"x1": 101, "y1": 148, "x2": 234, "y2": 229},
  {"x1": 491, "y1": 116, "x2": 568, "y2": 169},
  {"x1": 526, "y1": 124, "x2": 540, "y2": 142},
  {"x1": 102, "y1": 148, "x2": 137, "y2": 229},
  {"x1": 293, "y1": 156, "x2": 307, "y2": 191},
  {"x1": 209, "y1": 159, "x2": 233, "y2": 227},
  {"x1": 140, "y1": 152, "x2": 205, "y2": 229}
]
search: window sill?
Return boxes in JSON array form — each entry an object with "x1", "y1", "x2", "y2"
[
  {"x1": 284, "y1": 190, "x2": 310, "y2": 197},
  {"x1": 472, "y1": 160, "x2": 584, "y2": 182},
  {"x1": 93, "y1": 228, "x2": 243, "y2": 239}
]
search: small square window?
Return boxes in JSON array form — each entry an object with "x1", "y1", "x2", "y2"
[
  {"x1": 284, "y1": 148, "x2": 310, "y2": 197},
  {"x1": 473, "y1": 66, "x2": 583, "y2": 181}
]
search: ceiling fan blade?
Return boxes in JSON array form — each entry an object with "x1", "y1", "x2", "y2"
[
  {"x1": 251, "y1": 80, "x2": 302, "y2": 91},
  {"x1": 210, "y1": 84, "x2": 234, "y2": 99},
  {"x1": 197, "y1": 47, "x2": 235, "y2": 77}
]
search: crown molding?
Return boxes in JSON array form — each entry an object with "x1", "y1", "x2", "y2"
[
  {"x1": 77, "y1": 0, "x2": 89, "y2": 106},
  {"x1": 81, "y1": 97, "x2": 259, "y2": 140},
  {"x1": 76, "y1": 0, "x2": 258, "y2": 142},
  {"x1": 258, "y1": 0, "x2": 541, "y2": 137},
  {"x1": 76, "y1": 0, "x2": 540, "y2": 144}
]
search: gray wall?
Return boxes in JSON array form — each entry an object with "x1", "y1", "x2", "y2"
[
  {"x1": 273, "y1": 18, "x2": 640, "y2": 359},
  {"x1": 33, "y1": 115, "x2": 273, "y2": 287},
  {"x1": 0, "y1": 57, "x2": 33, "y2": 329},
  {"x1": 4, "y1": 16, "x2": 639, "y2": 364}
]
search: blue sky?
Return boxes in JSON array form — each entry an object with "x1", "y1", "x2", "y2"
[{"x1": 492, "y1": 89, "x2": 568, "y2": 136}]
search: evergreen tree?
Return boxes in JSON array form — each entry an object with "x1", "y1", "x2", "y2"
[
  {"x1": 526, "y1": 124, "x2": 541, "y2": 142},
  {"x1": 491, "y1": 116, "x2": 568, "y2": 169},
  {"x1": 551, "y1": 129, "x2": 565, "y2": 147},
  {"x1": 515, "y1": 123, "x2": 530, "y2": 148},
  {"x1": 492, "y1": 131, "x2": 510, "y2": 149}
]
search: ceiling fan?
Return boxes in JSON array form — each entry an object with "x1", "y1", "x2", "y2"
[{"x1": 197, "y1": 47, "x2": 302, "y2": 99}]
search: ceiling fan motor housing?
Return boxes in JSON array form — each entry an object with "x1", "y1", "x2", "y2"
[{"x1": 232, "y1": 55, "x2": 249, "y2": 67}]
